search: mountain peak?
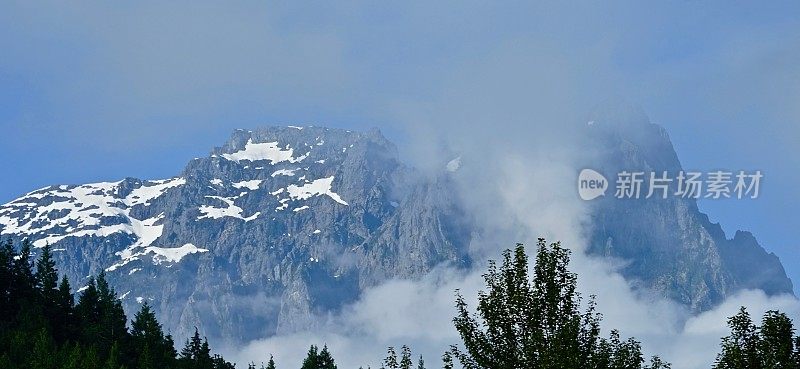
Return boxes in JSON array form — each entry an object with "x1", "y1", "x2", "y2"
[{"x1": 0, "y1": 124, "x2": 791, "y2": 342}]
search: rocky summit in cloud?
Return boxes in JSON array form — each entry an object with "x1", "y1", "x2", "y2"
[{"x1": 0, "y1": 123, "x2": 791, "y2": 346}]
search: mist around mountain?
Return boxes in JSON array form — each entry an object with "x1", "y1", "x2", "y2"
[
  {"x1": 0, "y1": 120, "x2": 795, "y2": 368},
  {"x1": 583, "y1": 107, "x2": 793, "y2": 312}
]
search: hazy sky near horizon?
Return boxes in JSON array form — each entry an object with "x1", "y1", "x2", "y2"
[{"x1": 1, "y1": 1, "x2": 799, "y2": 289}]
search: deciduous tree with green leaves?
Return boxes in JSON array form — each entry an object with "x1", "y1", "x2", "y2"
[
  {"x1": 449, "y1": 239, "x2": 670, "y2": 369},
  {"x1": 714, "y1": 307, "x2": 800, "y2": 369}
]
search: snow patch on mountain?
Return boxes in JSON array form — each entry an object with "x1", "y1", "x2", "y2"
[
  {"x1": 106, "y1": 213, "x2": 170, "y2": 272},
  {"x1": 271, "y1": 169, "x2": 297, "y2": 177},
  {"x1": 446, "y1": 156, "x2": 462, "y2": 172},
  {"x1": 131, "y1": 213, "x2": 166, "y2": 248},
  {"x1": 198, "y1": 195, "x2": 260, "y2": 222},
  {"x1": 286, "y1": 176, "x2": 348, "y2": 205},
  {"x1": 34, "y1": 224, "x2": 133, "y2": 249},
  {"x1": 222, "y1": 139, "x2": 308, "y2": 164},
  {"x1": 0, "y1": 178, "x2": 185, "y2": 249},
  {"x1": 127, "y1": 178, "x2": 186, "y2": 206},
  {"x1": 232, "y1": 180, "x2": 263, "y2": 190},
  {"x1": 147, "y1": 243, "x2": 209, "y2": 264}
]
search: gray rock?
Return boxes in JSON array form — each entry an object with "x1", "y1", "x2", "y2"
[
  {"x1": 583, "y1": 109, "x2": 793, "y2": 312},
  {"x1": 0, "y1": 122, "x2": 791, "y2": 345},
  {"x1": 0, "y1": 126, "x2": 472, "y2": 343}
]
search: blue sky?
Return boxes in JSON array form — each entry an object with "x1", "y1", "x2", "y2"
[{"x1": 1, "y1": 1, "x2": 799, "y2": 288}]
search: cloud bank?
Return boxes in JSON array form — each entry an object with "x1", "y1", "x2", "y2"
[{"x1": 223, "y1": 88, "x2": 800, "y2": 369}]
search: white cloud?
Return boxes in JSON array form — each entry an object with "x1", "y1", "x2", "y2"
[{"x1": 224, "y1": 110, "x2": 799, "y2": 368}]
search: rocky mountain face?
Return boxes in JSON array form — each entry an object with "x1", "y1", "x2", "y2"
[
  {"x1": 0, "y1": 122, "x2": 793, "y2": 342},
  {"x1": 583, "y1": 108, "x2": 793, "y2": 312},
  {"x1": 0, "y1": 126, "x2": 472, "y2": 342}
]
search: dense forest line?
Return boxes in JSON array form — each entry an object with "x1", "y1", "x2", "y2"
[
  {"x1": 2, "y1": 238, "x2": 799, "y2": 368},
  {"x1": 0, "y1": 239, "x2": 236, "y2": 368}
]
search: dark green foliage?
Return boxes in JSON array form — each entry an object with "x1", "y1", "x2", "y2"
[
  {"x1": 132, "y1": 302, "x2": 178, "y2": 368},
  {"x1": 381, "y1": 346, "x2": 424, "y2": 369},
  {"x1": 318, "y1": 346, "x2": 337, "y2": 369},
  {"x1": 0, "y1": 238, "x2": 234, "y2": 369},
  {"x1": 382, "y1": 346, "x2": 398, "y2": 369},
  {"x1": 19, "y1": 233, "x2": 800, "y2": 369},
  {"x1": 301, "y1": 344, "x2": 337, "y2": 369},
  {"x1": 302, "y1": 345, "x2": 319, "y2": 369},
  {"x1": 442, "y1": 352, "x2": 454, "y2": 369},
  {"x1": 714, "y1": 307, "x2": 800, "y2": 369},
  {"x1": 177, "y1": 327, "x2": 235, "y2": 369},
  {"x1": 104, "y1": 342, "x2": 124, "y2": 369},
  {"x1": 449, "y1": 239, "x2": 669, "y2": 369},
  {"x1": 248, "y1": 355, "x2": 277, "y2": 369},
  {"x1": 30, "y1": 328, "x2": 57, "y2": 368},
  {"x1": 400, "y1": 346, "x2": 413, "y2": 369}
]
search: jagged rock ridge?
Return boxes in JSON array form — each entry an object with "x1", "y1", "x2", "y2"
[
  {"x1": 0, "y1": 126, "x2": 472, "y2": 342},
  {"x1": 583, "y1": 108, "x2": 793, "y2": 312},
  {"x1": 0, "y1": 122, "x2": 792, "y2": 342}
]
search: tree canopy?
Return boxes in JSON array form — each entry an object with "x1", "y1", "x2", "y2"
[
  {"x1": 449, "y1": 239, "x2": 670, "y2": 369},
  {"x1": 0, "y1": 239, "x2": 235, "y2": 369},
  {"x1": 714, "y1": 307, "x2": 800, "y2": 369}
]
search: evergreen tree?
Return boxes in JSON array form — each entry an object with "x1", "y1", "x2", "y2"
[
  {"x1": 180, "y1": 328, "x2": 203, "y2": 361},
  {"x1": 301, "y1": 345, "x2": 320, "y2": 369},
  {"x1": 96, "y1": 271, "x2": 129, "y2": 357},
  {"x1": 250, "y1": 355, "x2": 276, "y2": 369},
  {"x1": 61, "y1": 343, "x2": 84, "y2": 369},
  {"x1": 0, "y1": 239, "x2": 237, "y2": 369},
  {"x1": 12, "y1": 239, "x2": 35, "y2": 292},
  {"x1": 76, "y1": 276, "x2": 102, "y2": 343},
  {"x1": 104, "y1": 342, "x2": 124, "y2": 369},
  {"x1": 138, "y1": 341, "x2": 155, "y2": 369},
  {"x1": 382, "y1": 346, "x2": 421, "y2": 369},
  {"x1": 318, "y1": 345, "x2": 337, "y2": 369},
  {"x1": 180, "y1": 328, "x2": 201, "y2": 365},
  {"x1": 211, "y1": 354, "x2": 236, "y2": 369},
  {"x1": 54, "y1": 275, "x2": 75, "y2": 343},
  {"x1": 0, "y1": 239, "x2": 15, "y2": 321},
  {"x1": 83, "y1": 345, "x2": 102, "y2": 369},
  {"x1": 178, "y1": 328, "x2": 231, "y2": 369},
  {"x1": 35, "y1": 244, "x2": 60, "y2": 337},
  {"x1": 199, "y1": 339, "x2": 214, "y2": 368},
  {"x1": 10, "y1": 239, "x2": 36, "y2": 314},
  {"x1": 300, "y1": 344, "x2": 336, "y2": 369},
  {"x1": 399, "y1": 345, "x2": 412, "y2": 369},
  {"x1": 30, "y1": 328, "x2": 57, "y2": 368},
  {"x1": 382, "y1": 346, "x2": 398, "y2": 369},
  {"x1": 131, "y1": 302, "x2": 176, "y2": 368},
  {"x1": 35, "y1": 244, "x2": 59, "y2": 302}
]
